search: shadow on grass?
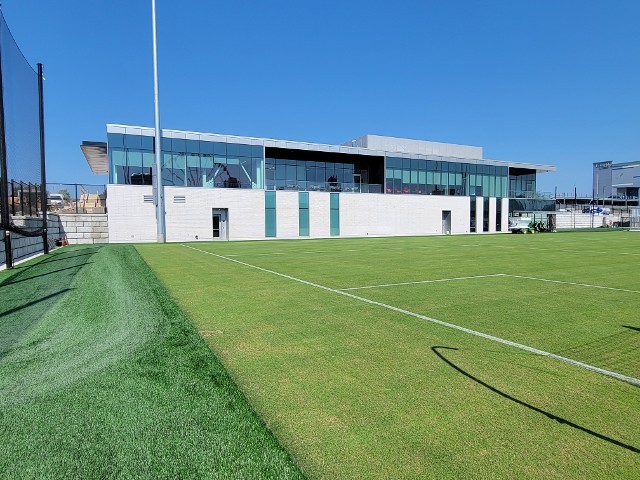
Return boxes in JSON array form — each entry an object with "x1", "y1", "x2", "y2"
[
  {"x1": 0, "y1": 246, "x2": 102, "y2": 358},
  {"x1": 623, "y1": 325, "x2": 640, "y2": 333},
  {"x1": 431, "y1": 346, "x2": 639, "y2": 454}
]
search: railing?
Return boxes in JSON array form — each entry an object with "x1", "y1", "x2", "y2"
[
  {"x1": 46, "y1": 183, "x2": 107, "y2": 214},
  {"x1": 508, "y1": 191, "x2": 554, "y2": 199},
  {"x1": 8, "y1": 181, "x2": 43, "y2": 217},
  {"x1": 266, "y1": 180, "x2": 383, "y2": 194}
]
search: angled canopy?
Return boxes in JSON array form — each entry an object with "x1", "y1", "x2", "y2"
[{"x1": 80, "y1": 141, "x2": 108, "y2": 175}]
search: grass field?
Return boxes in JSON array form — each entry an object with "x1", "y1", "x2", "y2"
[
  {"x1": 137, "y1": 232, "x2": 640, "y2": 479},
  {"x1": 1, "y1": 232, "x2": 638, "y2": 478},
  {"x1": 0, "y1": 245, "x2": 302, "y2": 479}
]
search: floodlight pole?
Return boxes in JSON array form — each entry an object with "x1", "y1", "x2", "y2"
[{"x1": 152, "y1": 0, "x2": 165, "y2": 242}]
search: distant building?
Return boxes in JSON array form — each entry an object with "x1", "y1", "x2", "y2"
[
  {"x1": 593, "y1": 161, "x2": 640, "y2": 200},
  {"x1": 82, "y1": 125, "x2": 555, "y2": 242}
]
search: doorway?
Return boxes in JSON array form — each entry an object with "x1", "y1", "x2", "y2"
[
  {"x1": 212, "y1": 208, "x2": 229, "y2": 240},
  {"x1": 442, "y1": 210, "x2": 451, "y2": 235}
]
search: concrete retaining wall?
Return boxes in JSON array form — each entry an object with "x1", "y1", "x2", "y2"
[{"x1": 58, "y1": 214, "x2": 109, "y2": 245}]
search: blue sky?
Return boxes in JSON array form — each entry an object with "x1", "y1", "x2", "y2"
[{"x1": 2, "y1": 0, "x2": 639, "y2": 194}]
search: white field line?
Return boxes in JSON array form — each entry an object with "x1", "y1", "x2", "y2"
[
  {"x1": 504, "y1": 274, "x2": 640, "y2": 294},
  {"x1": 342, "y1": 273, "x2": 640, "y2": 294},
  {"x1": 339, "y1": 274, "x2": 506, "y2": 291},
  {"x1": 181, "y1": 244, "x2": 640, "y2": 387}
]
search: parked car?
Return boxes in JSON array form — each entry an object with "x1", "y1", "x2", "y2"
[{"x1": 47, "y1": 193, "x2": 65, "y2": 209}]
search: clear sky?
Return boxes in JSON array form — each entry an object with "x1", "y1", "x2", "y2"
[{"x1": 2, "y1": 0, "x2": 639, "y2": 194}]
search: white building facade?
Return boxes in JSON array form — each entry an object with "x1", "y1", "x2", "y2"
[{"x1": 83, "y1": 125, "x2": 555, "y2": 243}]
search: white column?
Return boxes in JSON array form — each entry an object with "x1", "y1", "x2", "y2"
[
  {"x1": 488, "y1": 197, "x2": 497, "y2": 233},
  {"x1": 475, "y1": 197, "x2": 484, "y2": 233},
  {"x1": 501, "y1": 198, "x2": 510, "y2": 232}
]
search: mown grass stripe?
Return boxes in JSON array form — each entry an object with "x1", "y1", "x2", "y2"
[{"x1": 182, "y1": 244, "x2": 640, "y2": 387}]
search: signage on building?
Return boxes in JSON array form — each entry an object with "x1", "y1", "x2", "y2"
[{"x1": 594, "y1": 161, "x2": 612, "y2": 169}]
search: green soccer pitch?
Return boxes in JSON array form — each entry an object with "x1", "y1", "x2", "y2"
[
  {"x1": 138, "y1": 231, "x2": 639, "y2": 479},
  {"x1": 1, "y1": 232, "x2": 638, "y2": 479}
]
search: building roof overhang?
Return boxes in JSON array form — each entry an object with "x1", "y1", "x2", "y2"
[{"x1": 80, "y1": 141, "x2": 108, "y2": 174}]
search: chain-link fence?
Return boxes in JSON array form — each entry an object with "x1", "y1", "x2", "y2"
[{"x1": 46, "y1": 183, "x2": 107, "y2": 214}]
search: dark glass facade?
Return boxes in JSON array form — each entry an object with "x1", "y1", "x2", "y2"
[
  {"x1": 107, "y1": 132, "x2": 538, "y2": 201},
  {"x1": 108, "y1": 133, "x2": 264, "y2": 189},
  {"x1": 385, "y1": 157, "x2": 508, "y2": 197},
  {"x1": 508, "y1": 169, "x2": 536, "y2": 198}
]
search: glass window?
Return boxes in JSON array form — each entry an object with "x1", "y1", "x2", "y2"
[
  {"x1": 200, "y1": 140, "x2": 214, "y2": 155},
  {"x1": 386, "y1": 157, "x2": 402, "y2": 168},
  {"x1": 265, "y1": 192, "x2": 276, "y2": 237},
  {"x1": 142, "y1": 151, "x2": 154, "y2": 168},
  {"x1": 172, "y1": 138, "x2": 186, "y2": 153},
  {"x1": 141, "y1": 135, "x2": 154, "y2": 151},
  {"x1": 252, "y1": 144, "x2": 263, "y2": 157},
  {"x1": 127, "y1": 150, "x2": 142, "y2": 167},
  {"x1": 239, "y1": 144, "x2": 252, "y2": 157},
  {"x1": 161, "y1": 136, "x2": 172, "y2": 152},
  {"x1": 330, "y1": 193, "x2": 339, "y2": 236},
  {"x1": 186, "y1": 139, "x2": 200, "y2": 154},
  {"x1": 227, "y1": 143, "x2": 239, "y2": 156},
  {"x1": 213, "y1": 142, "x2": 226, "y2": 156},
  {"x1": 108, "y1": 133, "x2": 125, "y2": 148},
  {"x1": 124, "y1": 134, "x2": 142, "y2": 149}
]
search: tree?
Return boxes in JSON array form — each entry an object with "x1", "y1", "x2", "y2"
[{"x1": 57, "y1": 189, "x2": 71, "y2": 203}]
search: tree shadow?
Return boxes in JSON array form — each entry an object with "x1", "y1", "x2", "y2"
[{"x1": 431, "y1": 346, "x2": 639, "y2": 454}]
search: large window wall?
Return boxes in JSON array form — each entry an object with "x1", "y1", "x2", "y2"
[
  {"x1": 508, "y1": 169, "x2": 536, "y2": 198},
  {"x1": 265, "y1": 156, "x2": 381, "y2": 193},
  {"x1": 108, "y1": 133, "x2": 264, "y2": 189},
  {"x1": 385, "y1": 157, "x2": 508, "y2": 197}
]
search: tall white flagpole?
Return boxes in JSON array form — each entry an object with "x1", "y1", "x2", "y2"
[{"x1": 152, "y1": 0, "x2": 165, "y2": 242}]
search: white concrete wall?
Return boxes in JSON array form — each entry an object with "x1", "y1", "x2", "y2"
[
  {"x1": 164, "y1": 187, "x2": 265, "y2": 242},
  {"x1": 309, "y1": 192, "x2": 331, "y2": 237},
  {"x1": 488, "y1": 197, "x2": 497, "y2": 233},
  {"x1": 340, "y1": 193, "x2": 470, "y2": 237},
  {"x1": 501, "y1": 198, "x2": 509, "y2": 232},
  {"x1": 107, "y1": 185, "x2": 157, "y2": 242},
  {"x1": 107, "y1": 185, "x2": 509, "y2": 242},
  {"x1": 275, "y1": 191, "x2": 299, "y2": 239}
]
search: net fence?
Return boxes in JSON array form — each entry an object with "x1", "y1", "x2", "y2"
[{"x1": 0, "y1": 11, "x2": 44, "y2": 237}]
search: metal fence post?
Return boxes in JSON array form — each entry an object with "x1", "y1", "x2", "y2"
[
  {"x1": 75, "y1": 183, "x2": 78, "y2": 214},
  {"x1": 38, "y1": 63, "x2": 48, "y2": 254}
]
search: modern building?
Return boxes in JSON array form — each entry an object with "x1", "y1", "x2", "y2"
[
  {"x1": 593, "y1": 161, "x2": 640, "y2": 200},
  {"x1": 82, "y1": 125, "x2": 555, "y2": 242}
]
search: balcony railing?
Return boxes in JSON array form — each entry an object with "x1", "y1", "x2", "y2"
[{"x1": 266, "y1": 180, "x2": 382, "y2": 193}]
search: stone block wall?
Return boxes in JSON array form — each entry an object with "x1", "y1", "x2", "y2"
[{"x1": 58, "y1": 214, "x2": 109, "y2": 244}]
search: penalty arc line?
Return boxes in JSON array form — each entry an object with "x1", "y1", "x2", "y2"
[{"x1": 181, "y1": 244, "x2": 640, "y2": 387}]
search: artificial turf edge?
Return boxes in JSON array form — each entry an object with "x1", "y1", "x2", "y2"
[{"x1": 0, "y1": 244, "x2": 304, "y2": 479}]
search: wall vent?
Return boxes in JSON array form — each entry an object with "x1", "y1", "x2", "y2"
[
  {"x1": 173, "y1": 195, "x2": 186, "y2": 203},
  {"x1": 143, "y1": 195, "x2": 154, "y2": 203}
]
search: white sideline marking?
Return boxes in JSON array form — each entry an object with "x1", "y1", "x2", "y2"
[
  {"x1": 339, "y1": 274, "x2": 506, "y2": 291},
  {"x1": 181, "y1": 244, "x2": 640, "y2": 387},
  {"x1": 505, "y1": 274, "x2": 640, "y2": 294},
  {"x1": 343, "y1": 273, "x2": 640, "y2": 294}
]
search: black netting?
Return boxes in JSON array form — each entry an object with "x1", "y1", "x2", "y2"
[{"x1": 0, "y1": 11, "x2": 43, "y2": 237}]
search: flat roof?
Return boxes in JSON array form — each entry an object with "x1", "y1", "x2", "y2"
[{"x1": 103, "y1": 124, "x2": 556, "y2": 173}]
